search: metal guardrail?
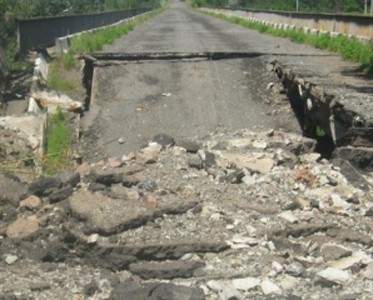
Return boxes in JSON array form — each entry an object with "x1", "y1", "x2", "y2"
[
  {"x1": 210, "y1": 6, "x2": 373, "y2": 40},
  {"x1": 17, "y1": 7, "x2": 153, "y2": 54}
]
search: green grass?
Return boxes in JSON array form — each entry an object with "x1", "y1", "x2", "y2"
[
  {"x1": 203, "y1": 11, "x2": 373, "y2": 74},
  {"x1": 61, "y1": 51, "x2": 77, "y2": 69},
  {"x1": 46, "y1": 9, "x2": 164, "y2": 92},
  {"x1": 45, "y1": 109, "x2": 71, "y2": 174},
  {"x1": 46, "y1": 57, "x2": 78, "y2": 92},
  {"x1": 70, "y1": 10, "x2": 161, "y2": 53}
]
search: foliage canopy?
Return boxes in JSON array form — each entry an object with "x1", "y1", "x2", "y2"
[{"x1": 192, "y1": 0, "x2": 365, "y2": 14}]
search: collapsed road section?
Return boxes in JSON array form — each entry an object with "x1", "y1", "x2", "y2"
[
  {"x1": 79, "y1": 51, "x2": 301, "y2": 159},
  {"x1": 80, "y1": 50, "x2": 373, "y2": 173}
]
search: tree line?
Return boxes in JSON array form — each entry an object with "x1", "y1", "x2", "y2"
[{"x1": 192, "y1": 0, "x2": 365, "y2": 14}]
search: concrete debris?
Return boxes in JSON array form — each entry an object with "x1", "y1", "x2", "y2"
[
  {"x1": 207, "y1": 281, "x2": 243, "y2": 300},
  {"x1": 260, "y1": 279, "x2": 282, "y2": 295},
  {"x1": 19, "y1": 195, "x2": 42, "y2": 209},
  {"x1": 135, "y1": 142, "x2": 162, "y2": 164},
  {"x1": 6, "y1": 216, "x2": 40, "y2": 239},
  {"x1": 316, "y1": 267, "x2": 351, "y2": 285},
  {"x1": 232, "y1": 277, "x2": 260, "y2": 291},
  {"x1": 0, "y1": 129, "x2": 373, "y2": 299},
  {"x1": 321, "y1": 243, "x2": 352, "y2": 261},
  {"x1": 31, "y1": 91, "x2": 83, "y2": 113},
  {"x1": 5, "y1": 254, "x2": 18, "y2": 265}
]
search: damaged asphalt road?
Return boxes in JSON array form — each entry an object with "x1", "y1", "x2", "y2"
[
  {"x1": 1, "y1": 0, "x2": 373, "y2": 299},
  {"x1": 81, "y1": 0, "x2": 313, "y2": 158}
]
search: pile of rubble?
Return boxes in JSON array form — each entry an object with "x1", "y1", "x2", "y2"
[{"x1": 0, "y1": 129, "x2": 372, "y2": 299}]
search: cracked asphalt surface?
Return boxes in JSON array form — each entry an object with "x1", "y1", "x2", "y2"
[
  {"x1": 85, "y1": 1, "x2": 302, "y2": 158},
  {"x1": 83, "y1": 0, "x2": 349, "y2": 157}
]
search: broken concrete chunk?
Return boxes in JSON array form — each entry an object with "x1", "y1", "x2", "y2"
[
  {"x1": 6, "y1": 216, "x2": 40, "y2": 239},
  {"x1": 136, "y1": 143, "x2": 162, "y2": 164},
  {"x1": 129, "y1": 260, "x2": 205, "y2": 279},
  {"x1": 278, "y1": 211, "x2": 299, "y2": 224},
  {"x1": 316, "y1": 267, "x2": 351, "y2": 286},
  {"x1": 19, "y1": 195, "x2": 42, "y2": 209},
  {"x1": 31, "y1": 91, "x2": 82, "y2": 112},
  {"x1": 207, "y1": 280, "x2": 243, "y2": 300},
  {"x1": 260, "y1": 279, "x2": 282, "y2": 295},
  {"x1": 232, "y1": 277, "x2": 260, "y2": 291},
  {"x1": 321, "y1": 243, "x2": 352, "y2": 261},
  {"x1": 188, "y1": 155, "x2": 204, "y2": 169},
  {"x1": 220, "y1": 152, "x2": 275, "y2": 174}
]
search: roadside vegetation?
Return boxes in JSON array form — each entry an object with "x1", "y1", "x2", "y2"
[
  {"x1": 45, "y1": 7, "x2": 165, "y2": 173},
  {"x1": 45, "y1": 108, "x2": 72, "y2": 174},
  {"x1": 69, "y1": 20, "x2": 134, "y2": 53},
  {"x1": 202, "y1": 11, "x2": 373, "y2": 75},
  {"x1": 44, "y1": 7, "x2": 164, "y2": 173},
  {"x1": 46, "y1": 53, "x2": 78, "y2": 93},
  {"x1": 47, "y1": 8, "x2": 164, "y2": 93}
]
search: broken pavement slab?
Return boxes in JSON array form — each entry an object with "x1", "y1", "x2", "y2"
[
  {"x1": 129, "y1": 260, "x2": 205, "y2": 279},
  {"x1": 218, "y1": 152, "x2": 276, "y2": 175},
  {"x1": 110, "y1": 282, "x2": 205, "y2": 300},
  {"x1": 94, "y1": 240, "x2": 229, "y2": 261},
  {"x1": 68, "y1": 190, "x2": 199, "y2": 235},
  {"x1": 6, "y1": 216, "x2": 41, "y2": 239}
]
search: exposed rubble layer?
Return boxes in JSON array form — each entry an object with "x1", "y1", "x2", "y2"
[{"x1": 0, "y1": 129, "x2": 372, "y2": 299}]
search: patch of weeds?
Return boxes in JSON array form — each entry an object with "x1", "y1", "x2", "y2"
[
  {"x1": 61, "y1": 51, "x2": 77, "y2": 70},
  {"x1": 47, "y1": 8, "x2": 164, "y2": 91},
  {"x1": 45, "y1": 108, "x2": 71, "y2": 174},
  {"x1": 202, "y1": 11, "x2": 373, "y2": 76},
  {"x1": 47, "y1": 67, "x2": 78, "y2": 92},
  {"x1": 70, "y1": 9, "x2": 161, "y2": 53},
  {"x1": 46, "y1": 53, "x2": 78, "y2": 92}
]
